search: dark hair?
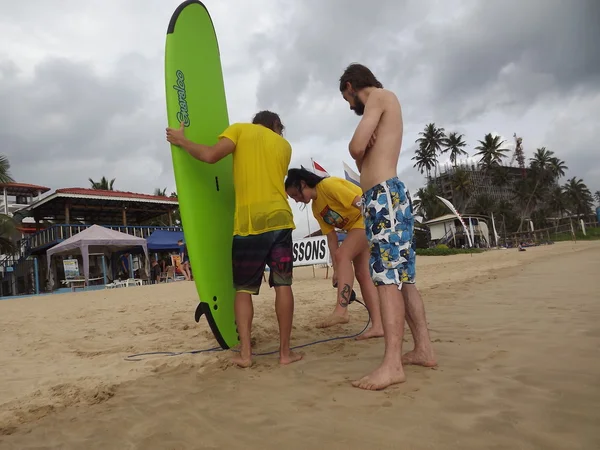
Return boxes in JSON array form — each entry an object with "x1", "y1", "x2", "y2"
[
  {"x1": 285, "y1": 167, "x2": 324, "y2": 191},
  {"x1": 252, "y1": 110, "x2": 285, "y2": 134},
  {"x1": 339, "y1": 63, "x2": 383, "y2": 92}
]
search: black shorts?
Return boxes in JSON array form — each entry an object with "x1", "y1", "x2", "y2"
[{"x1": 232, "y1": 228, "x2": 293, "y2": 295}]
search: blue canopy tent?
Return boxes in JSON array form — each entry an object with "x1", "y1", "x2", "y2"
[{"x1": 147, "y1": 230, "x2": 185, "y2": 251}]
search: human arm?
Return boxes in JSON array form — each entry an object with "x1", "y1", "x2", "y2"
[
  {"x1": 166, "y1": 122, "x2": 235, "y2": 164},
  {"x1": 348, "y1": 91, "x2": 385, "y2": 161},
  {"x1": 326, "y1": 230, "x2": 339, "y2": 285}
]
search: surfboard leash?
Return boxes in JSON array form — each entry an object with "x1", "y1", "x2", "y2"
[{"x1": 124, "y1": 299, "x2": 371, "y2": 362}]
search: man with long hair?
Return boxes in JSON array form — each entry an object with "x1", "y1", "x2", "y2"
[{"x1": 339, "y1": 63, "x2": 436, "y2": 390}]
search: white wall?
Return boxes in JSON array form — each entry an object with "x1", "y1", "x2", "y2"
[{"x1": 429, "y1": 222, "x2": 456, "y2": 241}]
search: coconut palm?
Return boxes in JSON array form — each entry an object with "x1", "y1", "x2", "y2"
[
  {"x1": 412, "y1": 143, "x2": 437, "y2": 179},
  {"x1": 0, "y1": 213, "x2": 17, "y2": 254},
  {"x1": 474, "y1": 134, "x2": 510, "y2": 170},
  {"x1": 89, "y1": 176, "x2": 115, "y2": 190},
  {"x1": 563, "y1": 177, "x2": 594, "y2": 218},
  {"x1": 491, "y1": 166, "x2": 511, "y2": 187},
  {"x1": 415, "y1": 123, "x2": 446, "y2": 178},
  {"x1": 450, "y1": 166, "x2": 473, "y2": 211},
  {"x1": 546, "y1": 185, "x2": 568, "y2": 229},
  {"x1": 468, "y1": 194, "x2": 496, "y2": 217},
  {"x1": 442, "y1": 132, "x2": 468, "y2": 167},
  {"x1": 413, "y1": 184, "x2": 446, "y2": 221},
  {"x1": 548, "y1": 157, "x2": 568, "y2": 180},
  {"x1": 529, "y1": 147, "x2": 554, "y2": 172},
  {"x1": 0, "y1": 155, "x2": 15, "y2": 184}
]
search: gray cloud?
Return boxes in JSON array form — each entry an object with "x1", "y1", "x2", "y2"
[{"x1": 0, "y1": 0, "x2": 598, "y2": 240}]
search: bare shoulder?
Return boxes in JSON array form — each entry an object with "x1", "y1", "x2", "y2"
[
  {"x1": 381, "y1": 88, "x2": 401, "y2": 106},
  {"x1": 367, "y1": 88, "x2": 400, "y2": 111}
]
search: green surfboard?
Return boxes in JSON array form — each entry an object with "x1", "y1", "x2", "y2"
[{"x1": 165, "y1": 0, "x2": 238, "y2": 349}]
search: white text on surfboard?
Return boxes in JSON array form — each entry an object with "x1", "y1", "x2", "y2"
[{"x1": 173, "y1": 70, "x2": 190, "y2": 126}]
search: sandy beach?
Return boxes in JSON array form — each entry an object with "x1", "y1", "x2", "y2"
[{"x1": 1, "y1": 241, "x2": 599, "y2": 449}]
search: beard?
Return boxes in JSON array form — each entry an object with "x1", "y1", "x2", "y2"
[{"x1": 351, "y1": 94, "x2": 365, "y2": 116}]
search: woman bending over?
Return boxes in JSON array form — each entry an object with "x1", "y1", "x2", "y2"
[{"x1": 285, "y1": 168, "x2": 383, "y2": 339}]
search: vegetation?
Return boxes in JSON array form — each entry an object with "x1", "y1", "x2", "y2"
[
  {"x1": 0, "y1": 213, "x2": 17, "y2": 254},
  {"x1": 416, "y1": 247, "x2": 484, "y2": 256},
  {"x1": 0, "y1": 155, "x2": 15, "y2": 184},
  {"x1": 143, "y1": 189, "x2": 181, "y2": 227},
  {"x1": 411, "y1": 124, "x2": 597, "y2": 235},
  {"x1": 89, "y1": 176, "x2": 115, "y2": 190},
  {"x1": 0, "y1": 156, "x2": 17, "y2": 254}
]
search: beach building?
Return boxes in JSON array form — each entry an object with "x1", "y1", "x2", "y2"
[
  {"x1": 434, "y1": 163, "x2": 531, "y2": 209},
  {"x1": 0, "y1": 186, "x2": 181, "y2": 297},
  {"x1": 423, "y1": 213, "x2": 492, "y2": 248}
]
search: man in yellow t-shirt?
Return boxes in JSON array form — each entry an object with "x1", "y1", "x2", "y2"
[{"x1": 166, "y1": 111, "x2": 302, "y2": 368}]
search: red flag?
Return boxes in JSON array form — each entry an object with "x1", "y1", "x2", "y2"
[{"x1": 311, "y1": 159, "x2": 329, "y2": 178}]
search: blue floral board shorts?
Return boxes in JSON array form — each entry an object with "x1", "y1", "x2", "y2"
[{"x1": 361, "y1": 177, "x2": 416, "y2": 289}]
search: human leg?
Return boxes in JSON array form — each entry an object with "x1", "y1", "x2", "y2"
[
  {"x1": 353, "y1": 177, "x2": 414, "y2": 389},
  {"x1": 267, "y1": 229, "x2": 303, "y2": 365},
  {"x1": 353, "y1": 233, "x2": 384, "y2": 340},
  {"x1": 317, "y1": 229, "x2": 366, "y2": 328},
  {"x1": 401, "y1": 283, "x2": 437, "y2": 367},
  {"x1": 231, "y1": 291, "x2": 253, "y2": 368},
  {"x1": 183, "y1": 261, "x2": 192, "y2": 280},
  {"x1": 352, "y1": 284, "x2": 406, "y2": 390},
  {"x1": 230, "y1": 234, "x2": 269, "y2": 368}
]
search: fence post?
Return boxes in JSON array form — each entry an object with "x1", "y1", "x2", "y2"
[{"x1": 33, "y1": 257, "x2": 40, "y2": 295}]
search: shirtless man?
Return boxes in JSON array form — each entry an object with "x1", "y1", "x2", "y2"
[{"x1": 339, "y1": 63, "x2": 437, "y2": 390}]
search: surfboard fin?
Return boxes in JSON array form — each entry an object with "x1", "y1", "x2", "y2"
[{"x1": 194, "y1": 302, "x2": 204, "y2": 322}]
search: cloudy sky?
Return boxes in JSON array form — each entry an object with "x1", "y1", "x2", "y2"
[{"x1": 1, "y1": 0, "x2": 598, "y2": 237}]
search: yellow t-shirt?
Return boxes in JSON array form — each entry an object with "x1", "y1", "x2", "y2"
[
  {"x1": 311, "y1": 176, "x2": 364, "y2": 235},
  {"x1": 218, "y1": 123, "x2": 295, "y2": 236}
]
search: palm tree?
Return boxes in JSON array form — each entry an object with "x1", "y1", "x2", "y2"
[
  {"x1": 468, "y1": 194, "x2": 496, "y2": 217},
  {"x1": 546, "y1": 185, "x2": 568, "y2": 229},
  {"x1": 0, "y1": 213, "x2": 17, "y2": 254},
  {"x1": 415, "y1": 123, "x2": 446, "y2": 178},
  {"x1": 595, "y1": 190, "x2": 600, "y2": 205},
  {"x1": 549, "y1": 157, "x2": 568, "y2": 180},
  {"x1": 530, "y1": 147, "x2": 554, "y2": 172},
  {"x1": 0, "y1": 155, "x2": 15, "y2": 184},
  {"x1": 450, "y1": 166, "x2": 473, "y2": 211},
  {"x1": 153, "y1": 187, "x2": 167, "y2": 197},
  {"x1": 413, "y1": 184, "x2": 446, "y2": 221},
  {"x1": 89, "y1": 176, "x2": 115, "y2": 190},
  {"x1": 474, "y1": 134, "x2": 510, "y2": 170},
  {"x1": 442, "y1": 132, "x2": 468, "y2": 167},
  {"x1": 412, "y1": 143, "x2": 437, "y2": 179},
  {"x1": 563, "y1": 177, "x2": 594, "y2": 218},
  {"x1": 491, "y1": 166, "x2": 511, "y2": 187}
]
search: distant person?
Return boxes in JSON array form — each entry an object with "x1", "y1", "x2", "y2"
[
  {"x1": 339, "y1": 63, "x2": 436, "y2": 390},
  {"x1": 285, "y1": 167, "x2": 383, "y2": 339},
  {"x1": 150, "y1": 258, "x2": 162, "y2": 283},
  {"x1": 166, "y1": 110, "x2": 302, "y2": 367},
  {"x1": 119, "y1": 253, "x2": 130, "y2": 279},
  {"x1": 177, "y1": 239, "x2": 192, "y2": 281}
]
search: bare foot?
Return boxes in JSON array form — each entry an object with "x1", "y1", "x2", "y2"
[
  {"x1": 230, "y1": 354, "x2": 252, "y2": 368},
  {"x1": 352, "y1": 363, "x2": 406, "y2": 391},
  {"x1": 355, "y1": 326, "x2": 384, "y2": 340},
  {"x1": 316, "y1": 312, "x2": 349, "y2": 328},
  {"x1": 280, "y1": 351, "x2": 304, "y2": 365},
  {"x1": 402, "y1": 350, "x2": 437, "y2": 367}
]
